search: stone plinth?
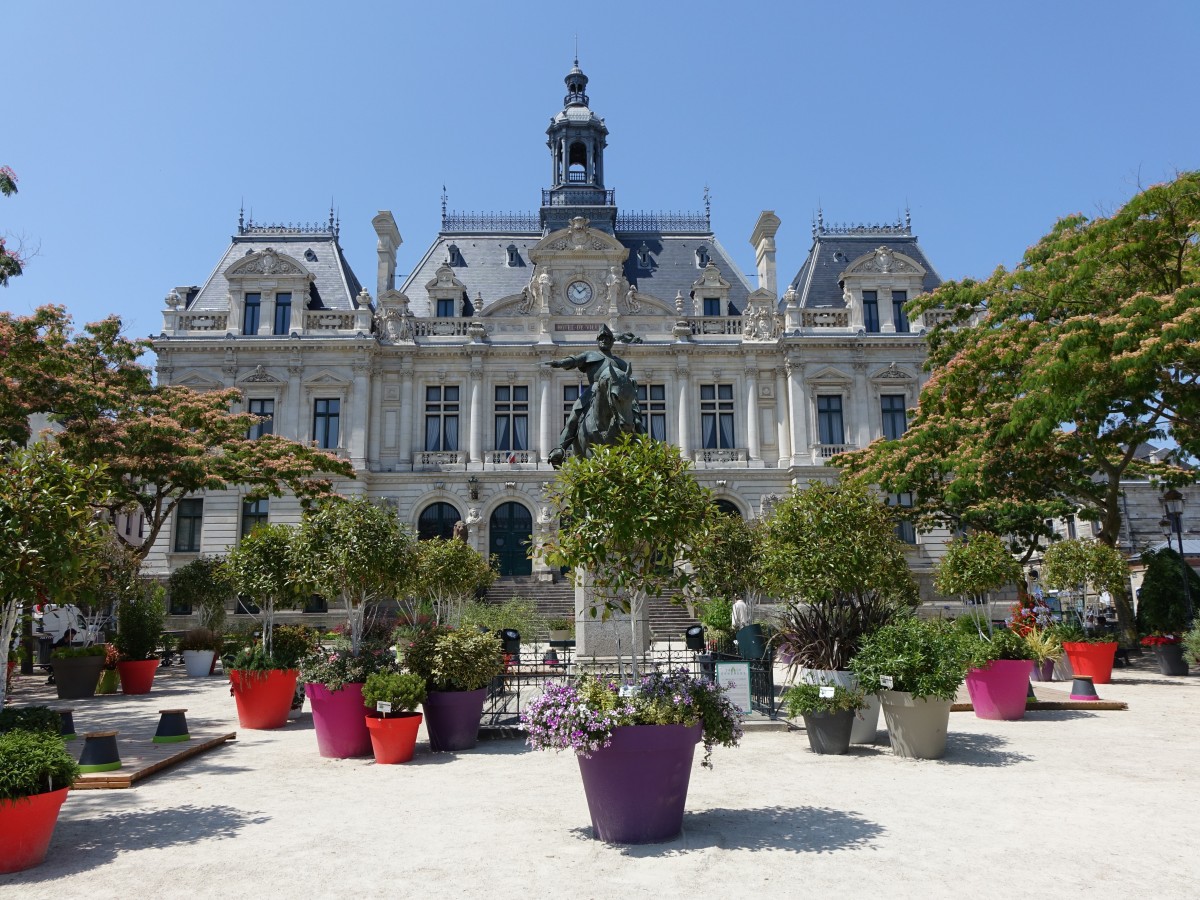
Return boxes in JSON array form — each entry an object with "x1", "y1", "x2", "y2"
[{"x1": 574, "y1": 573, "x2": 651, "y2": 660}]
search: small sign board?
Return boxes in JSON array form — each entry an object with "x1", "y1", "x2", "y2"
[
  {"x1": 618, "y1": 684, "x2": 639, "y2": 698},
  {"x1": 819, "y1": 686, "x2": 836, "y2": 699},
  {"x1": 376, "y1": 701, "x2": 392, "y2": 714},
  {"x1": 880, "y1": 676, "x2": 894, "y2": 689},
  {"x1": 716, "y1": 662, "x2": 753, "y2": 713}
]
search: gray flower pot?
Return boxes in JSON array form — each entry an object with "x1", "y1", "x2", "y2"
[
  {"x1": 801, "y1": 709, "x2": 854, "y2": 755},
  {"x1": 879, "y1": 690, "x2": 953, "y2": 760},
  {"x1": 51, "y1": 655, "x2": 105, "y2": 700}
]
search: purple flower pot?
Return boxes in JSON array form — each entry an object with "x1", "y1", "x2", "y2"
[
  {"x1": 576, "y1": 723, "x2": 702, "y2": 844},
  {"x1": 1032, "y1": 659, "x2": 1056, "y2": 682},
  {"x1": 422, "y1": 688, "x2": 487, "y2": 752},
  {"x1": 305, "y1": 682, "x2": 372, "y2": 758},
  {"x1": 965, "y1": 659, "x2": 1034, "y2": 720}
]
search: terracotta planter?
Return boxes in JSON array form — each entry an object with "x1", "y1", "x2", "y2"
[
  {"x1": 117, "y1": 658, "x2": 159, "y2": 695},
  {"x1": 365, "y1": 712, "x2": 423, "y2": 764},
  {"x1": 0, "y1": 787, "x2": 70, "y2": 874},
  {"x1": 965, "y1": 659, "x2": 1034, "y2": 720},
  {"x1": 422, "y1": 688, "x2": 487, "y2": 752},
  {"x1": 798, "y1": 668, "x2": 882, "y2": 743},
  {"x1": 879, "y1": 690, "x2": 953, "y2": 760},
  {"x1": 182, "y1": 649, "x2": 216, "y2": 677},
  {"x1": 576, "y1": 723, "x2": 702, "y2": 843},
  {"x1": 1062, "y1": 642, "x2": 1118, "y2": 684},
  {"x1": 229, "y1": 668, "x2": 298, "y2": 729},
  {"x1": 305, "y1": 682, "x2": 372, "y2": 758},
  {"x1": 51, "y1": 655, "x2": 105, "y2": 700}
]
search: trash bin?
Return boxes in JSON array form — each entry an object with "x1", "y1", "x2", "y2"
[
  {"x1": 684, "y1": 626, "x2": 705, "y2": 651},
  {"x1": 500, "y1": 629, "x2": 521, "y2": 656}
]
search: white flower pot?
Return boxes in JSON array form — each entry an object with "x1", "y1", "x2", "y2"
[
  {"x1": 182, "y1": 649, "x2": 215, "y2": 678},
  {"x1": 798, "y1": 668, "x2": 883, "y2": 744}
]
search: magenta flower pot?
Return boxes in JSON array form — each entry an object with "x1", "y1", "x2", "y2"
[
  {"x1": 965, "y1": 659, "x2": 1034, "y2": 720},
  {"x1": 422, "y1": 688, "x2": 487, "y2": 752},
  {"x1": 305, "y1": 682, "x2": 372, "y2": 758},
  {"x1": 576, "y1": 723, "x2": 702, "y2": 844}
]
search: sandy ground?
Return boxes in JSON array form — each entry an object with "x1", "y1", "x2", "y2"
[{"x1": 2, "y1": 656, "x2": 1198, "y2": 900}]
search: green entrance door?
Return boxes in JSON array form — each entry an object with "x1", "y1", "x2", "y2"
[{"x1": 489, "y1": 502, "x2": 533, "y2": 576}]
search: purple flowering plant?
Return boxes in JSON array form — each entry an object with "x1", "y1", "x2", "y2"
[
  {"x1": 299, "y1": 642, "x2": 398, "y2": 692},
  {"x1": 522, "y1": 668, "x2": 744, "y2": 768}
]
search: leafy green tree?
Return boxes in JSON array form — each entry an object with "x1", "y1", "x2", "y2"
[
  {"x1": 539, "y1": 434, "x2": 715, "y2": 678},
  {"x1": 761, "y1": 480, "x2": 919, "y2": 608},
  {"x1": 296, "y1": 497, "x2": 416, "y2": 655},
  {"x1": 934, "y1": 532, "x2": 1024, "y2": 604},
  {"x1": 167, "y1": 555, "x2": 234, "y2": 635},
  {"x1": 688, "y1": 512, "x2": 769, "y2": 622},
  {"x1": 0, "y1": 305, "x2": 355, "y2": 560},
  {"x1": 1041, "y1": 539, "x2": 1128, "y2": 617},
  {"x1": 409, "y1": 537, "x2": 496, "y2": 627},
  {"x1": 1136, "y1": 548, "x2": 1198, "y2": 634},
  {"x1": 0, "y1": 443, "x2": 110, "y2": 708},
  {"x1": 225, "y1": 524, "x2": 304, "y2": 663},
  {"x1": 838, "y1": 173, "x2": 1200, "y2": 639},
  {"x1": 0, "y1": 165, "x2": 21, "y2": 286}
]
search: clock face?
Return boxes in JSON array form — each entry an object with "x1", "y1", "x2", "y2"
[{"x1": 567, "y1": 280, "x2": 593, "y2": 305}]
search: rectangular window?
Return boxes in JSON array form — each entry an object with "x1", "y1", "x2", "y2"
[
  {"x1": 892, "y1": 492, "x2": 917, "y2": 544},
  {"x1": 312, "y1": 398, "x2": 341, "y2": 450},
  {"x1": 424, "y1": 386, "x2": 459, "y2": 451},
  {"x1": 817, "y1": 395, "x2": 845, "y2": 445},
  {"x1": 703, "y1": 297, "x2": 721, "y2": 317},
  {"x1": 247, "y1": 398, "x2": 274, "y2": 439},
  {"x1": 241, "y1": 498, "x2": 269, "y2": 537},
  {"x1": 174, "y1": 498, "x2": 203, "y2": 553},
  {"x1": 304, "y1": 594, "x2": 328, "y2": 614},
  {"x1": 862, "y1": 290, "x2": 880, "y2": 333},
  {"x1": 273, "y1": 292, "x2": 292, "y2": 335},
  {"x1": 700, "y1": 383, "x2": 735, "y2": 449},
  {"x1": 892, "y1": 290, "x2": 910, "y2": 333},
  {"x1": 494, "y1": 385, "x2": 529, "y2": 451},
  {"x1": 563, "y1": 384, "x2": 580, "y2": 431},
  {"x1": 637, "y1": 383, "x2": 667, "y2": 441},
  {"x1": 881, "y1": 394, "x2": 908, "y2": 441},
  {"x1": 169, "y1": 589, "x2": 192, "y2": 616},
  {"x1": 436, "y1": 298, "x2": 455, "y2": 317},
  {"x1": 243, "y1": 292, "x2": 261, "y2": 335},
  {"x1": 236, "y1": 595, "x2": 260, "y2": 616},
  {"x1": 1066, "y1": 515, "x2": 1077, "y2": 540}
]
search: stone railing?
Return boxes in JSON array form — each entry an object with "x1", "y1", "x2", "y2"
[
  {"x1": 176, "y1": 312, "x2": 229, "y2": 333},
  {"x1": 487, "y1": 449, "x2": 537, "y2": 466},
  {"x1": 919, "y1": 308, "x2": 955, "y2": 329},
  {"x1": 416, "y1": 450, "x2": 467, "y2": 470},
  {"x1": 801, "y1": 310, "x2": 850, "y2": 329},
  {"x1": 412, "y1": 318, "x2": 475, "y2": 338},
  {"x1": 304, "y1": 311, "x2": 356, "y2": 332},
  {"x1": 688, "y1": 316, "x2": 742, "y2": 337},
  {"x1": 693, "y1": 448, "x2": 749, "y2": 467},
  {"x1": 812, "y1": 443, "x2": 852, "y2": 463}
]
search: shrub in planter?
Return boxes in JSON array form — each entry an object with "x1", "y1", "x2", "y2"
[
  {"x1": 115, "y1": 584, "x2": 167, "y2": 695},
  {"x1": 1051, "y1": 623, "x2": 1119, "y2": 684},
  {"x1": 178, "y1": 628, "x2": 223, "y2": 677},
  {"x1": 48, "y1": 644, "x2": 108, "y2": 700},
  {"x1": 0, "y1": 729, "x2": 80, "y2": 873},
  {"x1": 1140, "y1": 633, "x2": 1189, "y2": 676},
  {"x1": 955, "y1": 618, "x2": 1035, "y2": 720},
  {"x1": 301, "y1": 640, "x2": 399, "y2": 759},
  {"x1": 402, "y1": 626, "x2": 504, "y2": 751},
  {"x1": 362, "y1": 671, "x2": 427, "y2": 764},
  {"x1": 782, "y1": 683, "x2": 866, "y2": 755},
  {"x1": 851, "y1": 617, "x2": 969, "y2": 759}
]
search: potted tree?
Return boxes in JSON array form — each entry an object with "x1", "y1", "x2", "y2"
[
  {"x1": 1136, "y1": 548, "x2": 1198, "y2": 676},
  {"x1": 295, "y1": 497, "x2": 416, "y2": 759},
  {"x1": 523, "y1": 669, "x2": 743, "y2": 843},
  {"x1": 225, "y1": 524, "x2": 306, "y2": 729},
  {"x1": 765, "y1": 481, "x2": 917, "y2": 744},
  {"x1": 167, "y1": 555, "x2": 233, "y2": 673},
  {"x1": 114, "y1": 583, "x2": 166, "y2": 694},
  {"x1": 362, "y1": 671, "x2": 427, "y2": 764},
  {"x1": 851, "y1": 617, "x2": 969, "y2": 759},
  {"x1": 48, "y1": 644, "x2": 108, "y2": 700},
  {"x1": 781, "y1": 683, "x2": 866, "y2": 755},
  {"x1": 0, "y1": 722, "x2": 80, "y2": 873},
  {"x1": 402, "y1": 625, "x2": 504, "y2": 752},
  {"x1": 407, "y1": 536, "x2": 496, "y2": 628},
  {"x1": 1042, "y1": 539, "x2": 1127, "y2": 684},
  {"x1": 689, "y1": 513, "x2": 770, "y2": 659},
  {"x1": 956, "y1": 617, "x2": 1036, "y2": 720},
  {"x1": 934, "y1": 532, "x2": 1024, "y2": 622},
  {"x1": 177, "y1": 628, "x2": 222, "y2": 677}
]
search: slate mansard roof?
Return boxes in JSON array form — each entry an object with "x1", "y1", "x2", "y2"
[
  {"x1": 186, "y1": 225, "x2": 365, "y2": 313},
  {"x1": 399, "y1": 227, "x2": 754, "y2": 318},
  {"x1": 787, "y1": 223, "x2": 943, "y2": 310}
]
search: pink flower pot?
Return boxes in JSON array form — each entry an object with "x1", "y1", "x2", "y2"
[
  {"x1": 305, "y1": 682, "x2": 372, "y2": 758},
  {"x1": 965, "y1": 659, "x2": 1034, "y2": 720}
]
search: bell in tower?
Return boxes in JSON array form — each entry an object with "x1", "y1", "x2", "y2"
[{"x1": 541, "y1": 58, "x2": 616, "y2": 233}]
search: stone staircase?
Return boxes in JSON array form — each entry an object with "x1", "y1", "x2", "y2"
[{"x1": 484, "y1": 576, "x2": 699, "y2": 640}]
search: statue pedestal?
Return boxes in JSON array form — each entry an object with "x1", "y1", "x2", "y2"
[{"x1": 574, "y1": 572, "x2": 651, "y2": 661}]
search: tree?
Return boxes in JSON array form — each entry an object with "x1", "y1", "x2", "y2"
[
  {"x1": 1135, "y1": 548, "x2": 1199, "y2": 634},
  {"x1": 0, "y1": 443, "x2": 110, "y2": 709},
  {"x1": 409, "y1": 537, "x2": 496, "y2": 627},
  {"x1": 167, "y1": 556, "x2": 235, "y2": 635},
  {"x1": 838, "y1": 173, "x2": 1200, "y2": 639},
  {"x1": 1041, "y1": 539, "x2": 1127, "y2": 618},
  {"x1": 688, "y1": 512, "x2": 769, "y2": 623},
  {"x1": 224, "y1": 524, "x2": 305, "y2": 662},
  {"x1": 0, "y1": 165, "x2": 21, "y2": 286},
  {"x1": 933, "y1": 532, "x2": 1024, "y2": 605},
  {"x1": 296, "y1": 497, "x2": 416, "y2": 655},
  {"x1": 539, "y1": 434, "x2": 715, "y2": 678},
  {"x1": 0, "y1": 305, "x2": 355, "y2": 560}
]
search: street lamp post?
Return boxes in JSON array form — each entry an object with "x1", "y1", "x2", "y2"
[{"x1": 1159, "y1": 488, "x2": 1194, "y2": 626}]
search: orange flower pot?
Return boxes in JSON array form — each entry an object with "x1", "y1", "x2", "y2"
[
  {"x1": 229, "y1": 669, "x2": 299, "y2": 729},
  {"x1": 0, "y1": 787, "x2": 70, "y2": 874},
  {"x1": 1062, "y1": 642, "x2": 1118, "y2": 685},
  {"x1": 365, "y1": 712, "x2": 423, "y2": 764}
]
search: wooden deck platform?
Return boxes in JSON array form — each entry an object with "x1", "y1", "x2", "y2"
[
  {"x1": 951, "y1": 681, "x2": 1128, "y2": 713},
  {"x1": 72, "y1": 731, "x2": 238, "y2": 789}
]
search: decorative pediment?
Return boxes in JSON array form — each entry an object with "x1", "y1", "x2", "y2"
[
  {"x1": 529, "y1": 217, "x2": 627, "y2": 263},
  {"x1": 173, "y1": 371, "x2": 224, "y2": 392},
  {"x1": 226, "y1": 248, "x2": 310, "y2": 278},
  {"x1": 871, "y1": 362, "x2": 915, "y2": 381},
  {"x1": 239, "y1": 365, "x2": 282, "y2": 384},
  {"x1": 692, "y1": 262, "x2": 731, "y2": 292},
  {"x1": 843, "y1": 246, "x2": 926, "y2": 277},
  {"x1": 302, "y1": 370, "x2": 352, "y2": 388},
  {"x1": 426, "y1": 264, "x2": 465, "y2": 293},
  {"x1": 804, "y1": 365, "x2": 853, "y2": 386}
]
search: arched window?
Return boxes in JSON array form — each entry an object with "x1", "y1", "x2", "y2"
[
  {"x1": 418, "y1": 502, "x2": 461, "y2": 541},
  {"x1": 713, "y1": 499, "x2": 742, "y2": 518}
]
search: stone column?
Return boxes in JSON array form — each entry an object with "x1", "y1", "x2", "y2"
[
  {"x1": 745, "y1": 365, "x2": 760, "y2": 463},
  {"x1": 349, "y1": 358, "x2": 370, "y2": 467},
  {"x1": 538, "y1": 366, "x2": 553, "y2": 463},
  {"x1": 398, "y1": 362, "x2": 414, "y2": 466},
  {"x1": 675, "y1": 356, "x2": 691, "y2": 460},
  {"x1": 287, "y1": 361, "x2": 304, "y2": 442},
  {"x1": 468, "y1": 364, "x2": 483, "y2": 467},
  {"x1": 853, "y1": 362, "x2": 870, "y2": 449},
  {"x1": 366, "y1": 364, "x2": 382, "y2": 471},
  {"x1": 774, "y1": 366, "x2": 791, "y2": 466},
  {"x1": 786, "y1": 360, "x2": 807, "y2": 465}
]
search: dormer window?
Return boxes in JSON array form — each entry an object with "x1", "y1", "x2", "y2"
[
  {"x1": 696, "y1": 246, "x2": 710, "y2": 268},
  {"x1": 447, "y1": 244, "x2": 463, "y2": 266},
  {"x1": 436, "y1": 298, "x2": 456, "y2": 317},
  {"x1": 637, "y1": 244, "x2": 651, "y2": 269},
  {"x1": 506, "y1": 244, "x2": 520, "y2": 267},
  {"x1": 243, "y1": 292, "x2": 261, "y2": 335}
]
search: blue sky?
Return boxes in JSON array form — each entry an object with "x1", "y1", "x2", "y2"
[{"x1": 2, "y1": 1, "x2": 1197, "y2": 337}]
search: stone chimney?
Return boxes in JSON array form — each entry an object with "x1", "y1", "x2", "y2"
[
  {"x1": 749, "y1": 211, "x2": 782, "y2": 297},
  {"x1": 371, "y1": 211, "x2": 402, "y2": 298}
]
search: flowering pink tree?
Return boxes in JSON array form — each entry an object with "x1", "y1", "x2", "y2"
[{"x1": 0, "y1": 166, "x2": 21, "y2": 286}]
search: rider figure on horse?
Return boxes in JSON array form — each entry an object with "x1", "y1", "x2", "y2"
[{"x1": 545, "y1": 324, "x2": 644, "y2": 468}]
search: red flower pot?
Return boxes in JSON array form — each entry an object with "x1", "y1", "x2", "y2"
[
  {"x1": 117, "y1": 658, "x2": 159, "y2": 695},
  {"x1": 305, "y1": 682, "x2": 372, "y2": 758},
  {"x1": 0, "y1": 787, "x2": 70, "y2": 874},
  {"x1": 576, "y1": 723, "x2": 702, "y2": 844},
  {"x1": 229, "y1": 669, "x2": 299, "y2": 730},
  {"x1": 365, "y1": 712, "x2": 423, "y2": 764},
  {"x1": 965, "y1": 659, "x2": 1034, "y2": 720},
  {"x1": 1062, "y1": 642, "x2": 1118, "y2": 685}
]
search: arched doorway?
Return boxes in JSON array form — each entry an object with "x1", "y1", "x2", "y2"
[
  {"x1": 713, "y1": 499, "x2": 742, "y2": 518},
  {"x1": 489, "y1": 502, "x2": 533, "y2": 576},
  {"x1": 418, "y1": 501, "x2": 461, "y2": 541}
]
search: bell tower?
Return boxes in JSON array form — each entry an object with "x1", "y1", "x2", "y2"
[{"x1": 541, "y1": 59, "x2": 617, "y2": 233}]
